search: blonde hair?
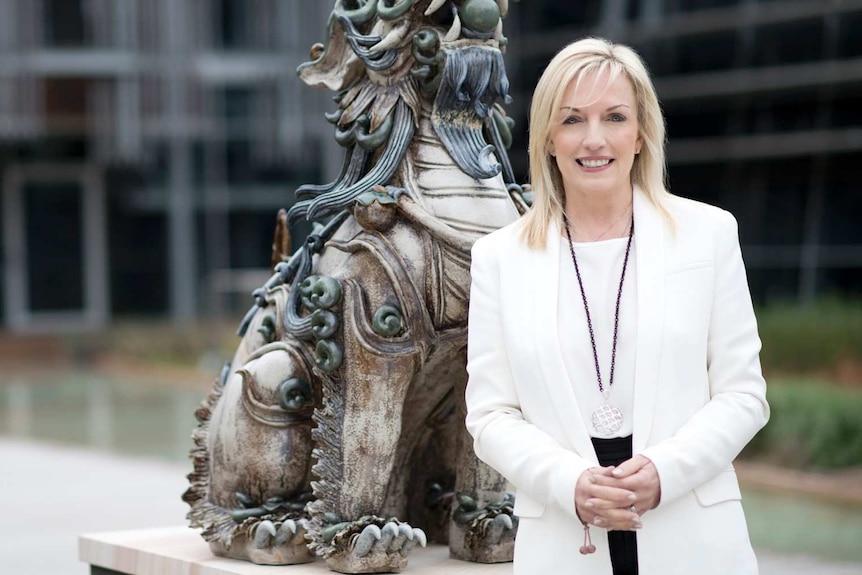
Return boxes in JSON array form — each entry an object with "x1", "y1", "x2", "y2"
[{"x1": 520, "y1": 37, "x2": 673, "y2": 248}]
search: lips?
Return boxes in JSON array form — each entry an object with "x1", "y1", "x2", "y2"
[{"x1": 577, "y1": 158, "x2": 613, "y2": 168}]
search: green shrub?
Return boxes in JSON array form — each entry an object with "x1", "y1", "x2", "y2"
[
  {"x1": 744, "y1": 378, "x2": 862, "y2": 469},
  {"x1": 756, "y1": 299, "x2": 862, "y2": 374}
]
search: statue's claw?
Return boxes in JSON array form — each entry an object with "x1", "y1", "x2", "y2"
[
  {"x1": 253, "y1": 520, "x2": 277, "y2": 548},
  {"x1": 378, "y1": 522, "x2": 400, "y2": 550},
  {"x1": 483, "y1": 513, "x2": 514, "y2": 544},
  {"x1": 275, "y1": 518, "x2": 307, "y2": 545},
  {"x1": 413, "y1": 527, "x2": 427, "y2": 548},
  {"x1": 352, "y1": 524, "x2": 382, "y2": 557},
  {"x1": 398, "y1": 523, "x2": 414, "y2": 541}
]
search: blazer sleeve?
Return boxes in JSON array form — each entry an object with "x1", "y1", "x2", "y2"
[
  {"x1": 465, "y1": 234, "x2": 592, "y2": 520},
  {"x1": 640, "y1": 210, "x2": 770, "y2": 507}
]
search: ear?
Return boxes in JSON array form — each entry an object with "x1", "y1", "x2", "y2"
[
  {"x1": 547, "y1": 140, "x2": 556, "y2": 157},
  {"x1": 635, "y1": 134, "x2": 643, "y2": 155}
]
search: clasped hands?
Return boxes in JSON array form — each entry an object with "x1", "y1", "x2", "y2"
[{"x1": 575, "y1": 454, "x2": 661, "y2": 533}]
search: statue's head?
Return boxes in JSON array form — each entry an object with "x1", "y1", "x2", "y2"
[{"x1": 297, "y1": 0, "x2": 512, "y2": 92}]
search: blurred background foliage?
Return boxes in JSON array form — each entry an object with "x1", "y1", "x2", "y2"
[
  {"x1": 758, "y1": 299, "x2": 862, "y2": 377},
  {"x1": 743, "y1": 299, "x2": 862, "y2": 468}
]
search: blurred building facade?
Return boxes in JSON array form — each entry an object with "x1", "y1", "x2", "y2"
[
  {"x1": 0, "y1": 0, "x2": 336, "y2": 330},
  {"x1": 1, "y1": 0, "x2": 860, "y2": 331},
  {"x1": 504, "y1": 0, "x2": 862, "y2": 304}
]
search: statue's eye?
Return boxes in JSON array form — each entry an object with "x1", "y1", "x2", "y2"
[
  {"x1": 278, "y1": 378, "x2": 312, "y2": 411},
  {"x1": 256, "y1": 314, "x2": 277, "y2": 343}
]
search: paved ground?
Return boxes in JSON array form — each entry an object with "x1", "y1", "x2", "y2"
[{"x1": 3, "y1": 438, "x2": 861, "y2": 575}]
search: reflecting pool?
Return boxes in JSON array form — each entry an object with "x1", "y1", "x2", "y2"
[{"x1": 0, "y1": 372, "x2": 203, "y2": 461}]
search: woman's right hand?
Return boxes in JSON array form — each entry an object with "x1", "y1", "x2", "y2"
[{"x1": 575, "y1": 467, "x2": 642, "y2": 531}]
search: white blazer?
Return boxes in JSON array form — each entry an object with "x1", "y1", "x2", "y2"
[{"x1": 465, "y1": 189, "x2": 770, "y2": 575}]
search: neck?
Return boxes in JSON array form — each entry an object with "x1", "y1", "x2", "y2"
[{"x1": 563, "y1": 186, "x2": 633, "y2": 242}]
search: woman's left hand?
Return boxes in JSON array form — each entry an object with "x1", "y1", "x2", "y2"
[{"x1": 608, "y1": 455, "x2": 661, "y2": 515}]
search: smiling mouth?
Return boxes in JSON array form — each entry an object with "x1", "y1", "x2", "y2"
[{"x1": 577, "y1": 159, "x2": 613, "y2": 168}]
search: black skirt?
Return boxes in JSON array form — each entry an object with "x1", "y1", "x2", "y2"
[{"x1": 591, "y1": 435, "x2": 638, "y2": 575}]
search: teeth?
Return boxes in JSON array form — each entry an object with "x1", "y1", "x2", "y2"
[{"x1": 580, "y1": 159, "x2": 611, "y2": 168}]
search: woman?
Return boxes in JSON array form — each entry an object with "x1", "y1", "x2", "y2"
[{"x1": 465, "y1": 37, "x2": 769, "y2": 575}]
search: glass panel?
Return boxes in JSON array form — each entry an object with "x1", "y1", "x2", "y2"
[
  {"x1": 43, "y1": 0, "x2": 86, "y2": 47},
  {"x1": 24, "y1": 181, "x2": 85, "y2": 312},
  {"x1": 823, "y1": 154, "x2": 862, "y2": 245},
  {"x1": 215, "y1": 0, "x2": 273, "y2": 49},
  {"x1": 537, "y1": 0, "x2": 602, "y2": 30},
  {"x1": 753, "y1": 20, "x2": 824, "y2": 67},
  {"x1": 665, "y1": 0, "x2": 739, "y2": 14},
  {"x1": 836, "y1": 11, "x2": 862, "y2": 58},
  {"x1": 675, "y1": 31, "x2": 737, "y2": 73}
]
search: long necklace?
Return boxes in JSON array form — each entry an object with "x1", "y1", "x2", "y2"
[{"x1": 563, "y1": 212, "x2": 634, "y2": 438}]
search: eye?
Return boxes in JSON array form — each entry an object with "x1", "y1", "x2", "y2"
[
  {"x1": 562, "y1": 115, "x2": 581, "y2": 125},
  {"x1": 608, "y1": 113, "x2": 627, "y2": 122},
  {"x1": 278, "y1": 378, "x2": 313, "y2": 411},
  {"x1": 256, "y1": 313, "x2": 277, "y2": 343}
]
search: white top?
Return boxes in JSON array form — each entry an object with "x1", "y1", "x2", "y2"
[{"x1": 558, "y1": 235, "x2": 637, "y2": 438}]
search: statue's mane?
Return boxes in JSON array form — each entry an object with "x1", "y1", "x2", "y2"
[{"x1": 288, "y1": 3, "x2": 511, "y2": 226}]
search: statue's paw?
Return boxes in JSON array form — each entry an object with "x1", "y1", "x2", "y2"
[
  {"x1": 208, "y1": 517, "x2": 313, "y2": 565},
  {"x1": 325, "y1": 517, "x2": 426, "y2": 574},
  {"x1": 473, "y1": 513, "x2": 516, "y2": 545},
  {"x1": 253, "y1": 518, "x2": 309, "y2": 549},
  {"x1": 449, "y1": 493, "x2": 517, "y2": 563}
]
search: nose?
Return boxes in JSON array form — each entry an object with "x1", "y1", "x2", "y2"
[{"x1": 583, "y1": 120, "x2": 606, "y2": 150}]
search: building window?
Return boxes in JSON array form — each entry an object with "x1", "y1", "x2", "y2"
[
  {"x1": 214, "y1": 0, "x2": 274, "y2": 49},
  {"x1": 769, "y1": 98, "x2": 819, "y2": 134},
  {"x1": 664, "y1": 0, "x2": 740, "y2": 15},
  {"x1": 44, "y1": 0, "x2": 87, "y2": 47},
  {"x1": 24, "y1": 181, "x2": 85, "y2": 311},
  {"x1": 823, "y1": 155, "x2": 862, "y2": 246},
  {"x1": 836, "y1": 10, "x2": 862, "y2": 58},
  {"x1": 829, "y1": 90, "x2": 862, "y2": 129},
  {"x1": 753, "y1": 20, "x2": 824, "y2": 66},
  {"x1": 43, "y1": 78, "x2": 90, "y2": 135},
  {"x1": 674, "y1": 31, "x2": 737, "y2": 73},
  {"x1": 534, "y1": 0, "x2": 602, "y2": 30},
  {"x1": 664, "y1": 101, "x2": 732, "y2": 138}
]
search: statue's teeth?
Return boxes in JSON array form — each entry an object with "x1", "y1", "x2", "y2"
[
  {"x1": 425, "y1": 0, "x2": 448, "y2": 16},
  {"x1": 444, "y1": 13, "x2": 462, "y2": 42},
  {"x1": 370, "y1": 19, "x2": 410, "y2": 52}
]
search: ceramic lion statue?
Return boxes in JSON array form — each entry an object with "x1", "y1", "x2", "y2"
[{"x1": 183, "y1": 1, "x2": 529, "y2": 572}]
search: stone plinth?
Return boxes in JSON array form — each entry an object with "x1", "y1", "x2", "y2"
[{"x1": 79, "y1": 526, "x2": 514, "y2": 575}]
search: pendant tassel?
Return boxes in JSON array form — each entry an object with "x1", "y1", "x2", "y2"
[{"x1": 579, "y1": 522, "x2": 596, "y2": 555}]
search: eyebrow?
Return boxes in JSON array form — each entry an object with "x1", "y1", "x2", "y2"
[{"x1": 560, "y1": 104, "x2": 631, "y2": 112}]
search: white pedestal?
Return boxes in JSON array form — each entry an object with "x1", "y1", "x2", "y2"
[{"x1": 79, "y1": 526, "x2": 514, "y2": 575}]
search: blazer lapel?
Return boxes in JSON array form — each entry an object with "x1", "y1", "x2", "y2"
[
  {"x1": 632, "y1": 189, "x2": 666, "y2": 454},
  {"x1": 529, "y1": 220, "x2": 599, "y2": 463}
]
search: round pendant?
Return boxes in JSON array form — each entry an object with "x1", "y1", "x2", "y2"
[{"x1": 591, "y1": 403, "x2": 623, "y2": 438}]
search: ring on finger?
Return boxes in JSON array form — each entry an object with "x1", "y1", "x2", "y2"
[{"x1": 629, "y1": 505, "x2": 637, "y2": 514}]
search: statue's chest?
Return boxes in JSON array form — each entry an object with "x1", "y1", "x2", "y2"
[{"x1": 397, "y1": 115, "x2": 520, "y2": 239}]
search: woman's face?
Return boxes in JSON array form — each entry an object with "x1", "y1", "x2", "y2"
[{"x1": 548, "y1": 70, "x2": 642, "y2": 202}]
